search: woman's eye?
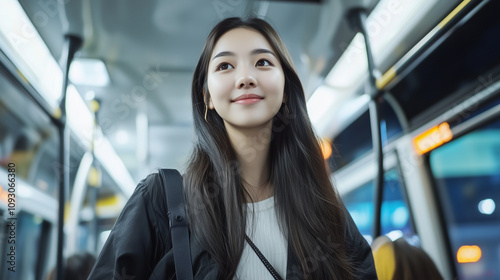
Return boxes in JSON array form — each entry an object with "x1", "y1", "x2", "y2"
[
  {"x1": 256, "y1": 59, "x2": 272, "y2": 67},
  {"x1": 216, "y1": 63, "x2": 233, "y2": 71}
]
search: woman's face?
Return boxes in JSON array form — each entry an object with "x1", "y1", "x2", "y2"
[{"x1": 207, "y1": 28, "x2": 285, "y2": 129}]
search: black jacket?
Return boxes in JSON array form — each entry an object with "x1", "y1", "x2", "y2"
[{"x1": 88, "y1": 173, "x2": 377, "y2": 279}]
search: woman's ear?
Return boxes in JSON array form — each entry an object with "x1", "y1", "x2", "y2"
[
  {"x1": 209, "y1": 98, "x2": 214, "y2": 110},
  {"x1": 203, "y1": 89, "x2": 215, "y2": 110}
]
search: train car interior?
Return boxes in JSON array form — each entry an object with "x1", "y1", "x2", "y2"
[{"x1": 0, "y1": 0, "x2": 498, "y2": 279}]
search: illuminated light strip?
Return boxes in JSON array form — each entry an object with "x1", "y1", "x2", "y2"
[
  {"x1": 413, "y1": 122, "x2": 453, "y2": 155},
  {"x1": 438, "y1": 0, "x2": 472, "y2": 28},
  {"x1": 376, "y1": 28, "x2": 437, "y2": 90},
  {"x1": 0, "y1": 187, "x2": 8, "y2": 204},
  {"x1": 375, "y1": 0, "x2": 472, "y2": 90},
  {"x1": 376, "y1": 67, "x2": 396, "y2": 90},
  {"x1": 319, "y1": 138, "x2": 332, "y2": 160},
  {"x1": 0, "y1": 0, "x2": 63, "y2": 109},
  {"x1": 457, "y1": 245, "x2": 482, "y2": 263}
]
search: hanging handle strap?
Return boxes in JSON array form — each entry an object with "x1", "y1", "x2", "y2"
[{"x1": 159, "y1": 169, "x2": 194, "y2": 280}]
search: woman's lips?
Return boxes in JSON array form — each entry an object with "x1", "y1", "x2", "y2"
[
  {"x1": 233, "y1": 98, "x2": 262, "y2": 104},
  {"x1": 232, "y1": 94, "x2": 263, "y2": 104}
]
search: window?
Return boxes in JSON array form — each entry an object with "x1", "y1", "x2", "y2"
[
  {"x1": 0, "y1": 68, "x2": 62, "y2": 197},
  {"x1": 329, "y1": 100, "x2": 403, "y2": 172},
  {"x1": 390, "y1": 0, "x2": 500, "y2": 124},
  {"x1": 430, "y1": 118, "x2": 500, "y2": 280},
  {"x1": 342, "y1": 169, "x2": 416, "y2": 244},
  {"x1": 0, "y1": 211, "x2": 44, "y2": 280}
]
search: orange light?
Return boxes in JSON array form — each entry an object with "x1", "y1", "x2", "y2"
[
  {"x1": 319, "y1": 138, "x2": 332, "y2": 160},
  {"x1": 0, "y1": 187, "x2": 8, "y2": 204},
  {"x1": 413, "y1": 122, "x2": 453, "y2": 155},
  {"x1": 457, "y1": 245, "x2": 482, "y2": 263}
]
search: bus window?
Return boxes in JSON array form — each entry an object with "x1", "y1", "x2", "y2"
[
  {"x1": 1, "y1": 211, "x2": 44, "y2": 280},
  {"x1": 329, "y1": 100, "x2": 403, "y2": 172},
  {"x1": 342, "y1": 169, "x2": 416, "y2": 244},
  {"x1": 429, "y1": 118, "x2": 500, "y2": 280}
]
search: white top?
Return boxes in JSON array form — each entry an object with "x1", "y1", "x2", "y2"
[{"x1": 234, "y1": 196, "x2": 288, "y2": 280}]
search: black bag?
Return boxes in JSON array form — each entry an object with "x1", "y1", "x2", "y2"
[{"x1": 159, "y1": 169, "x2": 194, "y2": 280}]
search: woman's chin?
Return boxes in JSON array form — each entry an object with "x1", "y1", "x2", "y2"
[{"x1": 223, "y1": 117, "x2": 274, "y2": 131}]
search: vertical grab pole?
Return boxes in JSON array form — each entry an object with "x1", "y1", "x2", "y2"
[
  {"x1": 56, "y1": 34, "x2": 82, "y2": 280},
  {"x1": 89, "y1": 99, "x2": 102, "y2": 253},
  {"x1": 351, "y1": 9, "x2": 385, "y2": 239}
]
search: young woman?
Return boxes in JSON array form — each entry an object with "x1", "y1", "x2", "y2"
[{"x1": 88, "y1": 17, "x2": 376, "y2": 280}]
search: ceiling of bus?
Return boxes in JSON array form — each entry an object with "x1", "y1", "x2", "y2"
[
  {"x1": 16, "y1": 0, "x2": 380, "y2": 183},
  {"x1": 7, "y1": 0, "x2": 471, "y2": 198}
]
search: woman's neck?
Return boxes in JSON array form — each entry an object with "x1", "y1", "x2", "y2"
[{"x1": 225, "y1": 120, "x2": 273, "y2": 202}]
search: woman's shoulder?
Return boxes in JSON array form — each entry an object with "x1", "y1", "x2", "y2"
[
  {"x1": 135, "y1": 171, "x2": 164, "y2": 196},
  {"x1": 130, "y1": 171, "x2": 170, "y2": 223}
]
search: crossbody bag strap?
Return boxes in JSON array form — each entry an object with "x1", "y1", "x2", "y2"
[
  {"x1": 245, "y1": 234, "x2": 284, "y2": 280},
  {"x1": 159, "y1": 169, "x2": 194, "y2": 280}
]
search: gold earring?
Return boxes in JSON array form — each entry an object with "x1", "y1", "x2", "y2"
[
  {"x1": 204, "y1": 104, "x2": 208, "y2": 122},
  {"x1": 285, "y1": 103, "x2": 290, "y2": 115}
]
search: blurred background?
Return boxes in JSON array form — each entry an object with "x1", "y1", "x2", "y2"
[{"x1": 1, "y1": 0, "x2": 499, "y2": 279}]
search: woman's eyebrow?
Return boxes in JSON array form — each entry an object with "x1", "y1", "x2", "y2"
[
  {"x1": 251, "y1": 48, "x2": 276, "y2": 57},
  {"x1": 212, "y1": 51, "x2": 234, "y2": 61},
  {"x1": 212, "y1": 49, "x2": 276, "y2": 61}
]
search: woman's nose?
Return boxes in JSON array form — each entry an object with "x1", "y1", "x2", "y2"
[{"x1": 235, "y1": 68, "x2": 257, "y2": 89}]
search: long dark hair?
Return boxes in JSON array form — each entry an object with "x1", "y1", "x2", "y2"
[{"x1": 184, "y1": 17, "x2": 354, "y2": 279}]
